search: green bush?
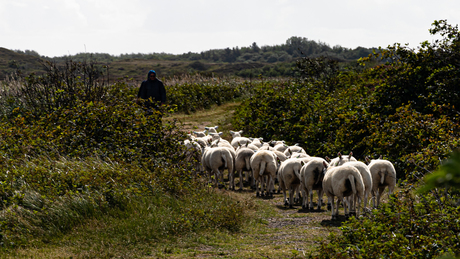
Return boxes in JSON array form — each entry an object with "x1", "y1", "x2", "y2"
[
  {"x1": 0, "y1": 61, "x2": 250, "y2": 250},
  {"x1": 314, "y1": 188, "x2": 460, "y2": 258}
]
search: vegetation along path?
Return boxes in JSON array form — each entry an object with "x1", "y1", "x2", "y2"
[{"x1": 163, "y1": 102, "x2": 375, "y2": 258}]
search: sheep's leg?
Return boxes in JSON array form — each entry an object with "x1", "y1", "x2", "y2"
[
  {"x1": 377, "y1": 186, "x2": 386, "y2": 207},
  {"x1": 255, "y1": 177, "x2": 260, "y2": 197},
  {"x1": 268, "y1": 175, "x2": 275, "y2": 197},
  {"x1": 363, "y1": 191, "x2": 369, "y2": 210},
  {"x1": 260, "y1": 176, "x2": 266, "y2": 196},
  {"x1": 238, "y1": 170, "x2": 244, "y2": 191},
  {"x1": 295, "y1": 185, "x2": 301, "y2": 204},
  {"x1": 288, "y1": 185, "x2": 294, "y2": 208},
  {"x1": 300, "y1": 187, "x2": 308, "y2": 209},
  {"x1": 317, "y1": 189, "x2": 323, "y2": 210},
  {"x1": 330, "y1": 195, "x2": 336, "y2": 220},
  {"x1": 309, "y1": 190, "x2": 314, "y2": 210}
]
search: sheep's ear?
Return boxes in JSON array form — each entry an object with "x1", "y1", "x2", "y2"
[
  {"x1": 338, "y1": 152, "x2": 342, "y2": 158},
  {"x1": 295, "y1": 143, "x2": 300, "y2": 146},
  {"x1": 323, "y1": 161, "x2": 328, "y2": 168},
  {"x1": 214, "y1": 126, "x2": 219, "y2": 129},
  {"x1": 379, "y1": 155, "x2": 382, "y2": 159},
  {"x1": 301, "y1": 160, "x2": 305, "y2": 166},
  {"x1": 325, "y1": 156, "x2": 331, "y2": 162},
  {"x1": 245, "y1": 142, "x2": 249, "y2": 147},
  {"x1": 365, "y1": 157, "x2": 370, "y2": 164},
  {"x1": 230, "y1": 130, "x2": 234, "y2": 134},
  {"x1": 218, "y1": 132, "x2": 223, "y2": 136},
  {"x1": 349, "y1": 151, "x2": 353, "y2": 157},
  {"x1": 239, "y1": 130, "x2": 243, "y2": 134},
  {"x1": 204, "y1": 127, "x2": 209, "y2": 130}
]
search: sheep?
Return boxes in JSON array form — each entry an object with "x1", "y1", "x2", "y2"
[
  {"x1": 229, "y1": 130, "x2": 244, "y2": 138},
  {"x1": 365, "y1": 157, "x2": 397, "y2": 208},
  {"x1": 289, "y1": 152, "x2": 310, "y2": 159},
  {"x1": 193, "y1": 130, "x2": 207, "y2": 137},
  {"x1": 327, "y1": 152, "x2": 357, "y2": 167},
  {"x1": 204, "y1": 126, "x2": 219, "y2": 134},
  {"x1": 209, "y1": 136, "x2": 237, "y2": 187},
  {"x1": 231, "y1": 136, "x2": 252, "y2": 150},
  {"x1": 298, "y1": 157, "x2": 329, "y2": 210},
  {"x1": 230, "y1": 130, "x2": 252, "y2": 150},
  {"x1": 272, "y1": 141, "x2": 288, "y2": 153},
  {"x1": 250, "y1": 137, "x2": 264, "y2": 148},
  {"x1": 342, "y1": 161, "x2": 373, "y2": 212},
  {"x1": 284, "y1": 145, "x2": 307, "y2": 157},
  {"x1": 278, "y1": 157, "x2": 303, "y2": 208},
  {"x1": 233, "y1": 146, "x2": 255, "y2": 190},
  {"x1": 322, "y1": 164, "x2": 365, "y2": 220},
  {"x1": 183, "y1": 139, "x2": 203, "y2": 175},
  {"x1": 259, "y1": 142, "x2": 273, "y2": 151},
  {"x1": 201, "y1": 145, "x2": 234, "y2": 188},
  {"x1": 193, "y1": 136, "x2": 211, "y2": 152},
  {"x1": 250, "y1": 150, "x2": 279, "y2": 197}
]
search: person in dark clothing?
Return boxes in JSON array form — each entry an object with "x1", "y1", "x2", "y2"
[{"x1": 137, "y1": 70, "x2": 166, "y2": 115}]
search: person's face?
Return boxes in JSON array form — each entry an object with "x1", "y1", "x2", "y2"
[{"x1": 149, "y1": 73, "x2": 156, "y2": 80}]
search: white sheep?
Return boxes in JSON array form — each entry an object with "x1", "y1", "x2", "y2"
[
  {"x1": 327, "y1": 152, "x2": 357, "y2": 167},
  {"x1": 298, "y1": 157, "x2": 329, "y2": 210},
  {"x1": 201, "y1": 145, "x2": 234, "y2": 188},
  {"x1": 233, "y1": 146, "x2": 255, "y2": 190},
  {"x1": 230, "y1": 130, "x2": 251, "y2": 149},
  {"x1": 193, "y1": 130, "x2": 207, "y2": 137},
  {"x1": 250, "y1": 137, "x2": 264, "y2": 148},
  {"x1": 229, "y1": 130, "x2": 243, "y2": 138},
  {"x1": 231, "y1": 136, "x2": 252, "y2": 150},
  {"x1": 278, "y1": 157, "x2": 304, "y2": 208},
  {"x1": 250, "y1": 150, "x2": 279, "y2": 197},
  {"x1": 343, "y1": 161, "x2": 373, "y2": 212},
  {"x1": 322, "y1": 164, "x2": 365, "y2": 220},
  {"x1": 284, "y1": 145, "x2": 307, "y2": 157},
  {"x1": 272, "y1": 141, "x2": 288, "y2": 153},
  {"x1": 204, "y1": 126, "x2": 219, "y2": 134},
  {"x1": 365, "y1": 156, "x2": 397, "y2": 208}
]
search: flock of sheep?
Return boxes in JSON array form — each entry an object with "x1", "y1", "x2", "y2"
[{"x1": 184, "y1": 126, "x2": 397, "y2": 220}]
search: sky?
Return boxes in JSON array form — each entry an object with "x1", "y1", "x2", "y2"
[{"x1": 1, "y1": 0, "x2": 460, "y2": 57}]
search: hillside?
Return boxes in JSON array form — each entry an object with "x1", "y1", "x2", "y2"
[
  {"x1": 1, "y1": 37, "x2": 375, "y2": 81},
  {"x1": 0, "y1": 47, "x2": 45, "y2": 79}
]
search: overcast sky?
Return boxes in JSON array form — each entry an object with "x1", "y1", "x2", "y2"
[{"x1": 1, "y1": 0, "x2": 459, "y2": 57}]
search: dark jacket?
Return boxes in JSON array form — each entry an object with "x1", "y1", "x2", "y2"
[{"x1": 137, "y1": 73, "x2": 166, "y2": 109}]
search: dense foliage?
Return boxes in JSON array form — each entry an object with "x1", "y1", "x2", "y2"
[
  {"x1": 230, "y1": 20, "x2": 460, "y2": 258},
  {"x1": 0, "y1": 60, "x2": 249, "y2": 250}
]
